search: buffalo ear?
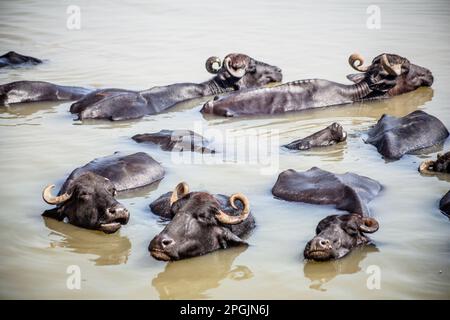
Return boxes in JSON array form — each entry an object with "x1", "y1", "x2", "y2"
[
  {"x1": 358, "y1": 217, "x2": 379, "y2": 233},
  {"x1": 42, "y1": 208, "x2": 64, "y2": 221},
  {"x1": 218, "y1": 227, "x2": 247, "y2": 249},
  {"x1": 346, "y1": 73, "x2": 366, "y2": 83}
]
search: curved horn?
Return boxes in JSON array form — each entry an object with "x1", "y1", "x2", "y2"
[
  {"x1": 224, "y1": 56, "x2": 246, "y2": 78},
  {"x1": 42, "y1": 184, "x2": 72, "y2": 205},
  {"x1": 349, "y1": 53, "x2": 370, "y2": 72},
  {"x1": 215, "y1": 193, "x2": 250, "y2": 225},
  {"x1": 381, "y1": 54, "x2": 402, "y2": 76},
  {"x1": 358, "y1": 217, "x2": 379, "y2": 233},
  {"x1": 205, "y1": 56, "x2": 222, "y2": 74},
  {"x1": 169, "y1": 182, "x2": 189, "y2": 206},
  {"x1": 419, "y1": 160, "x2": 435, "y2": 174}
]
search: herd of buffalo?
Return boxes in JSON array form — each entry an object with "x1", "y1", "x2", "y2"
[{"x1": 1, "y1": 50, "x2": 449, "y2": 263}]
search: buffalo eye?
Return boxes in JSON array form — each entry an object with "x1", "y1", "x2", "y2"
[
  {"x1": 344, "y1": 225, "x2": 359, "y2": 236},
  {"x1": 79, "y1": 192, "x2": 91, "y2": 201},
  {"x1": 332, "y1": 238, "x2": 342, "y2": 248},
  {"x1": 106, "y1": 186, "x2": 117, "y2": 196},
  {"x1": 195, "y1": 212, "x2": 210, "y2": 224},
  {"x1": 246, "y1": 61, "x2": 257, "y2": 73}
]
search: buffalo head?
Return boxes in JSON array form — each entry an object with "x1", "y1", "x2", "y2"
[
  {"x1": 42, "y1": 172, "x2": 129, "y2": 234},
  {"x1": 304, "y1": 213, "x2": 379, "y2": 261},
  {"x1": 149, "y1": 182, "x2": 251, "y2": 261},
  {"x1": 348, "y1": 53, "x2": 433, "y2": 96},
  {"x1": 205, "y1": 53, "x2": 282, "y2": 90},
  {"x1": 419, "y1": 151, "x2": 450, "y2": 175}
]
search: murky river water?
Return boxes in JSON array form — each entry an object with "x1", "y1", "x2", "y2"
[{"x1": 0, "y1": 0, "x2": 449, "y2": 299}]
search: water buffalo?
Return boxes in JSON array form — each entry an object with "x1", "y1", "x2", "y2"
[
  {"x1": 42, "y1": 152, "x2": 165, "y2": 233},
  {"x1": 70, "y1": 53, "x2": 282, "y2": 121},
  {"x1": 440, "y1": 191, "x2": 450, "y2": 217},
  {"x1": 304, "y1": 213, "x2": 379, "y2": 261},
  {"x1": 0, "y1": 51, "x2": 42, "y2": 68},
  {"x1": 149, "y1": 182, "x2": 255, "y2": 261},
  {"x1": 132, "y1": 130, "x2": 214, "y2": 153},
  {"x1": 284, "y1": 122, "x2": 347, "y2": 150},
  {"x1": 366, "y1": 111, "x2": 449, "y2": 160},
  {"x1": 272, "y1": 168, "x2": 382, "y2": 215},
  {"x1": 201, "y1": 53, "x2": 433, "y2": 117},
  {"x1": 419, "y1": 151, "x2": 450, "y2": 174},
  {"x1": 0, "y1": 81, "x2": 93, "y2": 106}
]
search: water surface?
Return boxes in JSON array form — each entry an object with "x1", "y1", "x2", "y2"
[{"x1": 0, "y1": 0, "x2": 449, "y2": 299}]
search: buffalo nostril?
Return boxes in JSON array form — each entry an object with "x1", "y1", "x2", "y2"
[
  {"x1": 108, "y1": 207, "x2": 125, "y2": 215},
  {"x1": 161, "y1": 238, "x2": 174, "y2": 248},
  {"x1": 107, "y1": 207, "x2": 129, "y2": 224},
  {"x1": 319, "y1": 239, "x2": 331, "y2": 248}
]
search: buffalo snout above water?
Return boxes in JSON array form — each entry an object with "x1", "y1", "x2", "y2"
[
  {"x1": 304, "y1": 213, "x2": 379, "y2": 261},
  {"x1": 284, "y1": 122, "x2": 347, "y2": 150},
  {"x1": 0, "y1": 51, "x2": 42, "y2": 68},
  {"x1": 149, "y1": 182, "x2": 256, "y2": 261},
  {"x1": 419, "y1": 151, "x2": 450, "y2": 175}
]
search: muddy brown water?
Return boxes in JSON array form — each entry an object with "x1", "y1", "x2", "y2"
[{"x1": 0, "y1": 0, "x2": 449, "y2": 299}]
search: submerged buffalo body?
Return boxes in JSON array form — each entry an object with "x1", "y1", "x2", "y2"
[
  {"x1": 366, "y1": 111, "x2": 449, "y2": 160},
  {"x1": 272, "y1": 167, "x2": 382, "y2": 215},
  {"x1": 42, "y1": 152, "x2": 165, "y2": 233},
  {"x1": 304, "y1": 213, "x2": 379, "y2": 261},
  {"x1": 272, "y1": 168, "x2": 382, "y2": 261},
  {"x1": 201, "y1": 53, "x2": 433, "y2": 117},
  {"x1": 0, "y1": 81, "x2": 93, "y2": 106},
  {"x1": 149, "y1": 182, "x2": 255, "y2": 261},
  {"x1": 419, "y1": 151, "x2": 450, "y2": 174},
  {"x1": 440, "y1": 191, "x2": 450, "y2": 217},
  {"x1": 284, "y1": 122, "x2": 347, "y2": 150},
  {"x1": 70, "y1": 53, "x2": 282, "y2": 121},
  {"x1": 132, "y1": 130, "x2": 214, "y2": 153},
  {"x1": 272, "y1": 168, "x2": 382, "y2": 262},
  {"x1": 0, "y1": 51, "x2": 42, "y2": 68}
]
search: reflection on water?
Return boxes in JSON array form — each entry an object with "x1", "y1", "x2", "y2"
[
  {"x1": 350, "y1": 87, "x2": 434, "y2": 119},
  {"x1": 152, "y1": 246, "x2": 252, "y2": 299},
  {"x1": 0, "y1": 101, "x2": 60, "y2": 119},
  {"x1": 282, "y1": 142, "x2": 347, "y2": 162},
  {"x1": 303, "y1": 245, "x2": 379, "y2": 292},
  {"x1": 44, "y1": 217, "x2": 131, "y2": 266},
  {"x1": 419, "y1": 170, "x2": 450, "y2": 183}
]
